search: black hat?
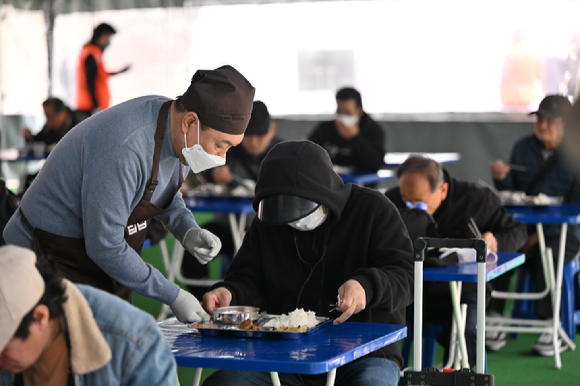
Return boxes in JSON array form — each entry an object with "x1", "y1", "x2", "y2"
[
  {"x1": 245, "y1": 101, "x2": 271, "y2": 136},
  {"x1": 180, "y1": 65, "x2": 255, "y2": 135},
  {"x1": 257, "y1": 195, "x2": 320, "y2": 225},
  {"x1": 530, "y1": 95, "x2": 572, "y2": 120}
]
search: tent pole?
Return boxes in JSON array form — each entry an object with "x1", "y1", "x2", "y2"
[{"x1": 44, "y1": 0, "x2": 54, "y2": 96}]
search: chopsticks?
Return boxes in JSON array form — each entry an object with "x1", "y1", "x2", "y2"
[
  {"x1": 477, "y1": 179, "x2": 500, "y2": 195},
  {"x1": 507, "y1": 163, "x2": 528, "y2": 172},
  {"x1": 468, "y1": 217, "x2": 482, "y2": 238},
  {"x1": 329, "y1": 294, "x2": 341, "y2": 313}
]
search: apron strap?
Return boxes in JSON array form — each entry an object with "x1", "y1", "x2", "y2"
[{"x1": 143, "y1": 100, "x2": 172, "y2": 202}]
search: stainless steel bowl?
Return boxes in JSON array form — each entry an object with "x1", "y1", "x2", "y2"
[{"x1": 213, "y1": 306, "x2": 260, "y2": 325}]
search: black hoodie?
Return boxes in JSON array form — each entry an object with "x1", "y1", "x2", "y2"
[{"x1": 212, "y1": 141, "x2": 414, "y2": 367}]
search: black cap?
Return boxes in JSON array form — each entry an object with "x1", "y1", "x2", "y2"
[
  {"x1": 530, "y1": 95, "x2": 572, "y2": 120},
  {"x1": 245, "y1": 101, "x2": 271, "y2": 136},
  {"x1": 180, "y1": 65, "x2": 255, "y2": 135},
  {"x1": 257, "y1": 195, "x2": 320, "y2": 225}
]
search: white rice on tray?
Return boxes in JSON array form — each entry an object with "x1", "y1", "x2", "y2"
[{"x1": 264, "y1": 308, "x2": 318, "y2": 329}]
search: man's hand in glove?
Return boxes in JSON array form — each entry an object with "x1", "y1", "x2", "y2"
[
  {"x1": 170, "y1": 289, "x2": 209, "y2": 323},
  {"x1": 183, "y1": 227, "x2": 222, "y2": 265}
]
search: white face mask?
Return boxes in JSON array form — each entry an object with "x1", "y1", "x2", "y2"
[
  {"x1": 182, "y1": 120, "x2": 226, "y2": 174},
  {"x1": 288, "y1": 205, "x2": 328, "y2": 231},
  {"x1": 336, "y1": 114, "x2": 358, "y2": 127}
]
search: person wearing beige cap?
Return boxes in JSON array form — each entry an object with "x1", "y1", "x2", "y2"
[
  {"x1": 0, "y1": 245, "x2": 178, "y2": 385},
  {"x1": 3, "y1": 65, "x2": 256, "y2": 324}
]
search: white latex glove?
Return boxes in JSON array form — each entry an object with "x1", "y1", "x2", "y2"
[
  {"x1": 183, "y1": 228, "x2": 222, "y2": 265},
  {"x1": 170, "y1": 289, "x2": 209, "y2": 323}
]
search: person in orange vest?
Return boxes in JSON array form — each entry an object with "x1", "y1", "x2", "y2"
[{"x1": 76, "y1": 23, "x2": 130, "y2": 120}]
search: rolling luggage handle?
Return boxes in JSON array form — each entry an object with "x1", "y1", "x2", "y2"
[{"x1": 403, "y1": 237, "x2": 494, "y2": 386}]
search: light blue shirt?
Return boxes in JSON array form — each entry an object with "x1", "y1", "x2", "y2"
[
  {"x1": 3, "y1": 96, "x2": 198, "y2": 304},
  {"x1": 1, "y1": 284, "x2": 179, "y2": 386}
]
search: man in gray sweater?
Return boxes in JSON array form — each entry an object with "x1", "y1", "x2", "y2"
[{"x1": 3, "y1": 65, "x2": 255, "y2": 324}]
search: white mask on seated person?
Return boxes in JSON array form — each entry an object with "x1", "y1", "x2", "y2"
[
  {"x1": 182, "y1": 120, "x2": 226, "y2": 174},
  {"x1": 336, "y1": 114, "x2": 358, "y2": 127},
  {"x1": 288, "y1": 205, "x2": 328, "y2": 231}
]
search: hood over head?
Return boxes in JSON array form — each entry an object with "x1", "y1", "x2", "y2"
[{"x1": 253, "y1": 141, "x2": 352, "y2": 224}]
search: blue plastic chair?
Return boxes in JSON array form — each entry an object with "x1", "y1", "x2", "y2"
[{"x1": 511, "y1": 258, "x2": 580, "y2": 341}]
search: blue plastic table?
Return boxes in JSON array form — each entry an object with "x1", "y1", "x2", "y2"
[
  {"x1": 158, "y1": 317, "x2": 406, "y2": 386},
  {"x1": 424, "y1": 252, "x2": 525, "y2": 283},
  {"x1": 502, "y1": 202, "x2": 580, "y2": 368},
  {"x1": 182, "y1": 195, "x2": 254, "y2": 215},
  {"x1": 422, "y1": 252, "x2": 525, "y2": 369},
  {"x1": 338, "y1": 170, "x2": 394, "y2": 185},
  {"x1": 505, "y1": 202, "x2": 580, "y2": 225},
  {"x1": 0, "y1": 147, "x2": 49, "y2": 162},
  {"x1": 183, "y1": 195, "x2": 254, "y2": 252}
]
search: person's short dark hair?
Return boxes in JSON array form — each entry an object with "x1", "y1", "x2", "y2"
[
  {"x1": 175, "y1": 97, "x2": 189, "y2": 113},
  {"x1": 42, "y1": 97, "x2": 67, "y2": 114},
  {"x1": 336, "y1": 87, "x2": 362, "y2": 108},
  {"x1": 397, "y1": 155, "x2": 445, "y2": 192},
  {"x1": 245, "y1": 101, "x2": 271, "y2": 136},
  {"x1": 91, "y1": 23, "x2": 116, "y2": 43},
  {"x1": 174, "y1": 97, "x2": 210, "y2": 131},
  {"x1": 13, "y1": 262, "x2": 67, "y2": 340}
]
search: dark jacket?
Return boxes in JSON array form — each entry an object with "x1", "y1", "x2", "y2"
[
  {"x1": 493, "y1": 134, "x2": 580, "y2": 202},
  {"x1": 494, "y1": 134, "x2": 580, "y2": 238},
  {"x1": 386, "y1": 171, "x2": 527, "y2": 298},
  {"x1": 308, "y1": 112, "x2": 385, "y2": 172},
  {"x1": 29, "y1": 108, "x2": 84, "y2": 146},
  {"x1": 212, "y1": 141, "x2": 414, "y2": 368},
  {"x1": 387, "y1": 171, "x2": 528, "y2": 253},
  {"x1": 494, "y1": 135, "x2": 580, "y2": 201}
]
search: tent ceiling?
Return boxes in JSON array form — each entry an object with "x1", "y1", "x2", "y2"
[{"x1": 3, "y1": 0, "x2": 339, "y2": 13}]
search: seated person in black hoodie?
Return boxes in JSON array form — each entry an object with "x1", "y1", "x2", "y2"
[
  {"x1": 385, "y1": 155, "x2": 527, "y2": 367},
  {"x1": 308, "y1": 87, "x2": 385, "y2": 172},
  {"x1": 202, "y1": 141, "x2": 414, "y2": 386}
]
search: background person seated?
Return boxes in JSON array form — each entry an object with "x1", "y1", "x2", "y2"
[
  {"x1": 23, "y1": 97, "x2": 84, "y2": 146},
  {"x1": 182, "y1": 101, "x2": 283, "y2": 298},
  {"x1": 201, "y1": 141, "x2": 414, "y2": 386},
  {"x1": 21, "y1": 97, "x2": 86, "y2": 194},
  {"x1": 0, "y1": 245, "x2": 179, "y2": 386},
  {"x1": 490, "y1": 94, "x2": 580, "y2": 356},
  {"x1": 308, "y1": 87, "x2": 386, "y2": 172},
  {"x1": 386, "y1": 155, "x2": 527, "y2": 367}
]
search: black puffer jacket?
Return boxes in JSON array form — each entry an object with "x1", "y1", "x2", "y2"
[{"x1": 212, "y1": 141, "x2": 414, "y2": 367}]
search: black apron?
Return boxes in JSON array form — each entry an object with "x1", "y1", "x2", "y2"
[{"x1": 22, "y1": 101, "x2": 183, "y2": 302}]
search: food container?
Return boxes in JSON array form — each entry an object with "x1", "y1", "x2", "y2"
[
  {"x1": 212, "y1": 306, "x2": 260, "y2": 325},
  {"x1": 498, "y1": 190, "x2": 527, "y2": 205}
]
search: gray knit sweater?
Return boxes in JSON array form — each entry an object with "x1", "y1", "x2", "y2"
[{"x1": 3, "y1": 96, "x2": 198, "y2": 304}]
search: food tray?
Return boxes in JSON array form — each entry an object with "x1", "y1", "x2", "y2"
[
  {"x1": 189, "y1": 314, "x2": 331, "y2": 340},
  {"x1": 500, "y1": 191, "x2": 563, "y2": 206}
]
